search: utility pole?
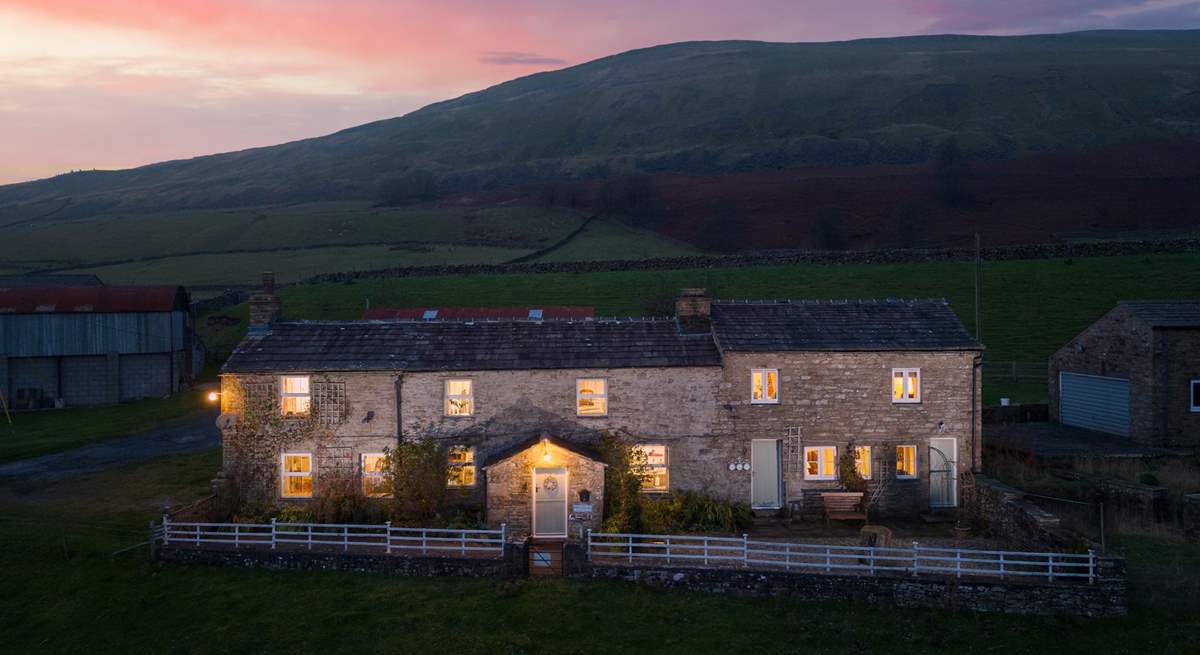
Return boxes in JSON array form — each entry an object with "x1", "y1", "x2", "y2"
[{"x1": 974, "y1": 232, "x2": 982, "y2": 342}]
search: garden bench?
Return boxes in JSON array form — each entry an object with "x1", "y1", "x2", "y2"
[{"x1": 821, "y1": 492, "x2": 866, "y2": 526}]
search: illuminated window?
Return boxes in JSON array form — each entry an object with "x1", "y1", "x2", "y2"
[
  {"x1": 576, "y1": 378, "x2": 608, "y2": 416},
  {"x1": 751, "y1": 369, "x2": 780, "y2": 404},
  {"x1": 896, "y1": 445, "x2": 918, "y2": 478},
  {"x1": 445, "y1": 379, "x2": 474, "y2": 416},
  {"x1": 281, "y1": 453, "x2": 313, "y2": 498},
  {"x1": 804, "y1": 446, "x2": 837, "y2": 481},
  {"x1": 1191, "y1": 380, "x2": 1200, "y2": 413},
  {"x1": 891, "y1": 368, "x2": 921, "y2": 403},
  {"x1": 447, "y1": 446, "x2": 476, "y2": 487},
  {"x1": 854, "y1": 446, "x2": 873, "y2": 480},
  {"x1": 361, "y1": 453, "x2": 390, "y2": 497},
  {"x1": 636, "y1": 444, "x2": 669, "y2": 492},
  {"x1": 280, "y1": 375, "x2": 311, "y2": 415}
]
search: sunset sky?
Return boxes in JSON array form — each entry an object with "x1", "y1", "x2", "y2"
[{"x1": 3, "y1": 0, "x2": 1199, "y2": 184}]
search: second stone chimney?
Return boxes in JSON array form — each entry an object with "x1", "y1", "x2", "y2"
[
  {"x1": 675, "y1": 288, "x2": 711, "y2": 334},
  {"x1": 248, "y1": 272, "x2": 281, "y2": 335}
]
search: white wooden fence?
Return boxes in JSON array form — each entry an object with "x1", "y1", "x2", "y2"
[
  {"x1": 587, "y1": 531, "x2": 1098, "y2": 584},
  {"x1": 161, "y1": 516, "x2": 506, "y2": 558}
]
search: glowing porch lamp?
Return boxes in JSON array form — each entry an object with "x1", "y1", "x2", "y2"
[
  {"x1": 541, "y1": 437, "x2": 551, "y2": 462},
  {"x1": 206, "y1": 391, "x2": 221, "y2": 403}
]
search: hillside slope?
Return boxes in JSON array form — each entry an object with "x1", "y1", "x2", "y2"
[{"x1": 2, "y1": 30, "x2": 1199, "y2": 219}]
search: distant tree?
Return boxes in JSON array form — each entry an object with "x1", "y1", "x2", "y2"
[
  {"x1": 935, "y1": 137, "x2": 971, "y2": 207},
  {"x1": 597, "y1": 173, "x2": 658, "y2": 226},
  {"x1": 812, "y1": 207, "x2": 848, "y2": 250},
  {"x1": 375, "y1": 168, "x2": 439, "y2": 206}
]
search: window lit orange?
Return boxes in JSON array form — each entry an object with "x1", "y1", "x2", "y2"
[
  {"x1": 891, "y1": 368, "x2": 920, "y2": 403},
  {"x1": 361, "y1": 453, "x2": 390, "y2": 497},
  {"x1": 281, "y1": 375, "x2": 311, "y2": 415},
  {"x1": 751, "y1": 369, "x2": 779, "y2": 403},
  {"x1": 281, "y1": 453, "x2": 313, "y2": 498},
  {"x1": 576, "y1": 378, "x2": 608, "y2": 416},
  {"x1": 854, "y1": 446, "x2": 872, "y2": 480},
  {"x1": 896, "y1": 445, "x2": 918, "y2": 478}
]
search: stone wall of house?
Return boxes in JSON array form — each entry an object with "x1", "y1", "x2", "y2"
[
  {"x1": 710, "y1": 351, "x2": 982, "y2": 515},
  {"x1": 1048, "y1": 305, "x2": 1155, "y2": 442},
  {"x1": 1161, "y1": 329, "x2": 1200, "y2": 447},
  {"x1": 485, "y1": 440, "x2": 606, "y2": 538}
]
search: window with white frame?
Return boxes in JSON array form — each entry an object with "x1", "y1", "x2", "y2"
[
  {"x1": 751, "y1": 368, "x2": 780, "y2": 404},
  {"x1": 281, "y1": 453, "x2": 313, "y2": 498},
  {"x1": 447, "y1": 446, "x2": 476, "y2": 487},
  {"x1": 1191, "y1": 380, "x2": 1200, "y2": 413},
  {"x1": 280, "y1": 375, "x2": 312, "y2": 415},
  {"x1": 896, "y1": 445, "x2": 918, "y2": 478},
  {"x1": 891, "y1": 368, "x2": 921, "y2": 403},
  {"x1": 636, "y1": 444, "x2": 669, "y2": 492},
  {"x1": 854, "y1": 445, "x2": 872, "y2": 480},
  {"x1": 576, "y1": 378, "x2": 608, "y2": 416},
  {"x1": 804, "y1": 446, "x2": 837, "y2": 480},
  {"x1": 361, "y1": 453, "x2": 390, "y2": 497},
  {"x1": 444, "y1": 379, "x2": 474, "y2": 417}
]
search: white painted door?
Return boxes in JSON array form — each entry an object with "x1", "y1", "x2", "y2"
[
  {"x1": 532, "y1": 468, "x2": 568, "y2": 537},
  {"x1": 750, "y1": 439, "x2": 782, "y2": 509},
  {"x1": 929, "y1": 437, "x2": 957, "y2": 508}
]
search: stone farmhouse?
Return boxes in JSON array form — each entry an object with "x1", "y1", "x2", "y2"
[
  {"x1": 1049, "y1": 300, "x2": 1200, "y2": 446},
  {"x1": 218, "y1": 276, "x2": 983, "y2": 538}
]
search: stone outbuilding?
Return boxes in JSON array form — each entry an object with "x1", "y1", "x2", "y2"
[{"x1": 1049, "y1": 300, "x2": 1200, "y2": 446}]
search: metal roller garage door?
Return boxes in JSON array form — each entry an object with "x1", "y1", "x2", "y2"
[{"x1": 1059, "y1": 372, "x2": 1130, "y2": 437}]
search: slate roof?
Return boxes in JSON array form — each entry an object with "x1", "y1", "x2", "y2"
[
  {"x1": 481, "y1": 434, "x2": 606, "y2": 469},
  {"x1": 363, "y1": 306, "x2": 594, "y2": 320},
  {"x1": 222, "y1": 319, "x2": 722, "y2": 373},
  {"x1": 1119, "y1": 300, "x2": 1200, "y2": 328},
  {"x1": 711, "y1": 299, "x2": 982, "y2": 352}
]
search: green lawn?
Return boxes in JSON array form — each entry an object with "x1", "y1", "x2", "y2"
[
  {"x1": 0, "y1": 448, "x2": 1197, "y2": 654},
  {"x1": 0, "y1": 393, "x2": 204, "y2": 464},
  {"x1": 199, "y1": 253, "x2": 1200, "y2": 405}
]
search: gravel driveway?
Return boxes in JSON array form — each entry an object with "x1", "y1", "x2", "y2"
[{"x1": 0, "y1": 409, "x2": 220, "y2": 482}]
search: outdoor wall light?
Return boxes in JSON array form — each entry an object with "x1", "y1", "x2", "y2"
[
  {"x1": 541, "y1": 437, "x2": 551, "y2": 462},
  {"x1": 206, "y1": 391, "x2": 221, "y2": 403}
]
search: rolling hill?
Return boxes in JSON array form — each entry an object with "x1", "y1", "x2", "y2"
[{"x1": 1, "y1": 30, "x2": 1199, "y2": 279}]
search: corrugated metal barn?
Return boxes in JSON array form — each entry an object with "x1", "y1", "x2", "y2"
[{"x1": 0, "y1": 285, "x2": 199, "y2": 409}]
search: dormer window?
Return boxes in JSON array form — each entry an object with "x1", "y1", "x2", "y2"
[
  {"x1": 891, "y1": 368, "x2": 921, "y2": 403},
  {"x1": 751, "y1": 369, "x2": 779, "y2": 404}
]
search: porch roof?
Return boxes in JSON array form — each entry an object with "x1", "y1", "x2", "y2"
[{"x1": 480, "y1": 434, "x2": 607, "y2": 469}]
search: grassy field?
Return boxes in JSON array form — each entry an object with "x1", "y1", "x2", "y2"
[
  {"x1": 531, "y1": 217, "x2": 699, "y2": 262},
  {"x1": 198, "y1": 252, "x2": 1200, "y2": 404},
  {"x1": 0, "y1": 394, "x2": 203, "y2": 464},
  {"x1": 0, "y1": 448, "x2": 1197, "y2": 654},
  {"x1": 62, "y1": 244, "x2": 531, "y2": 286}
]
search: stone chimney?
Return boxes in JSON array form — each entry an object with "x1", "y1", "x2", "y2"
[
  {"x1": 248, "y1": 272, "x2": 281, "y2": 335},
  {"x1": 675, "y1": 288, "x2": 711, "y2": 334}
]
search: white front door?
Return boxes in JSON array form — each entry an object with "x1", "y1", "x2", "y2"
[
  {"x1": 750, "y1": 439, "x2": 782, "y2": 509},
  {"x1": 532, "y1": 468, "x2": 568, "y2": 537},
  {"x1": 929, "y1": 438, "x2": 957, "y2": 508}
]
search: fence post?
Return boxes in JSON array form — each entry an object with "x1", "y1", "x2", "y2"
[
  {"x1": 999, "y1": 551, "x2": 1005, "y2": 580},
  {"x1": 955, "y1": 549, "x2": 962, "y2": 578},
  {"x1": 628, "y1": 535, "x2": 633, "y2": 564},
  {"x1": 194, "y1": 523, "x2": 200, "y2": 546},
  {"x1": 586, "y1": 529, "x2": 592, "y2": 561},
  {"x1": 162, "y1": 514, "x2": 170, "y2": 546},
  {"x1": 385, "y1": 521, "x2": 392, "y2": 555},
  {"x1": 869, "y1": 546, "x2": 875, "y2": 575},
  {"x1": 421, "y1": 529, "x2": 427, "y2": 556},
  {"x1": 911, "y1": 540, "x2": 919, "y2": 577},
  {"x1": 234, "y1": 523, "x2": 240, "y2": 549},
  {"x1": 1048, "y1": 553, "x2": 1054, "y2": 582},
  {"x1": 460, "y1": 530, "x2": 466, "y2": 557},
  {"x1": 666, "y1": 537, "x2": 672, "y2": 565},
  {"x1": 270, "y1": 518, "x2": 277, "y2": 550},
  {"x1": 1087, "y1": 549, "x2": 1096, "y2": 585},
  {"x1": 703, "y1": 536, "x2": 709, "y2": 566},
  {"x1": 343, "y1": 525, "x2": 349, "y2": 552},
  {"x1": 742, "y1": 534, "x2": 748, "y2": 568},
  {"x1": 825, "y1": 545, "x2": 831, "y2": 573},
  {"x1": 307, "y1": 524, "x2": 312, "y2": 551}
]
